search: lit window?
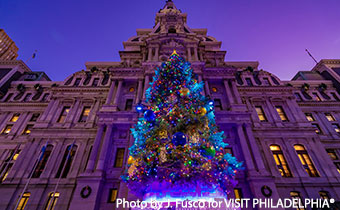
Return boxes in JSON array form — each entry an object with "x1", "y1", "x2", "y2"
[
  {"x1": 311, "y1": 124, "x2": 322, "y2": 134},
  {"x1": 245, "y1": 78, "x2": 253, "y2": 86},
  {"x1": 79, "y1": 106, "x2": 91, "y2": 122},
  {"x1": 214, "y1": 99, "x2": 223, "y2": 111},
  {"x1": 326, "y1": 149, "x2": 339, "y2": 160},
  {"x1": 325, "y1": 113, "x2": 336, "y2": 121},
  {"x1": 30, "y1": 113, "x2": 40, "y2": 122},
  {"x1": 22, "y1": 125, "x2": 33, "y2": 135},
  {"x1": 125, "y1": 99, "x2": 133, "y2": 111},
  {"x1": 1, "y1": 125, "x2": 12, "y2": 134},
  {"x1": 92, "y1": 78, "x2": 99, "y2": 87},
  {"x1": 294, "y1": 145, "x2": 319, "y2": 177},
  {"x1": 73, "y1": 78, "x2": 81, "y2": 87},
  {"x1": 290, "y1": 191, "x2": 305, "y2": 210},
  {"x1": 212, "y1": 87, "x2": 218, "y2": 92},
  {"x1": 23, "y1": 93, "x2": 32, "y2": 102},
  {"x1": 270, "y1": 145, "x2": 292, "y2": 177},
  {"x1": 294, "y1": 93, "x2": 303, "y2": 101},
  {"x1": 332, "y1": 124, "x2": 340, "y2": 134},
  {"x1": 313, "y1": 93, "x2": 321, "y2": 101},
  {"x1": 44, "y1": 192, "x2": 59, "y2": 210},
  {"x1": 319, "y1": 191, "x2": 330, "y2": 200},
  {"x1": 114, "y1": 148, "x2": 125, "y2": 168},
  {"x1": 108, "y1": 188, "x2": 118, "y2": 203},
  {"x1": 16, "y1": 192, "x2": 30, "y2": 210},
  {"x1": 234, "y1": 188, "x2": 243, "y2": 199},
  {"x1": 56, "y1": 145, "x2": 77, "y2": 178},
  {"x1": 32, "y1": 145, "x2": 53, "y2": 178},
  {"x1": 255, "y1": 106, "x2": 267, "y2": 122},
  {"x1": 57, "y1": 106, "x2": 70, "y2": 123},
  {"x1": 262, "y1": 78, "x2": 270, "y2": 86},
  {"x1": 305, "y1": 113, "x2": 315, "y2": 122},
  {"x1": 10, "y1": 113, "x2": 20, "y2": 122},
  {"x1": 129, "y1": 87, "x2": 135, "y2": 92},
  {"x1": 275, "y1": 106, "x2": 288, "y2": 122},
  {"x1": 0, "y1": 149, "x2": 21, "y2": 182}
]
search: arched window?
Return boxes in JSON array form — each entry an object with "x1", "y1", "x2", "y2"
[
  {"x1": 319, "y1": 191, "x2": 330, "y2": 200},
  {"x1": 32, "y1": 145, "x2": 53, "y2": 178},
  {"x1": 55, "y1": 144, "x2": 77, "y2": 178},
  {"x1": 294, "y1": 144, "x2": 319, "y2": 177},
  {"x1": 44, "y1": 192, "x2": 59, "y2": 210},
  {"x1": 290, "y1": 191, "x2": 305, "y2": 210},
  {"x1": 269, "y1": 145, "x2": 292, "y2": 177},
  {"x1": 16, "y1": 192, "x2": 30, "y2": 210}
]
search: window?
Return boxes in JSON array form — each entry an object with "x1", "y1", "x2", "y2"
[
  {"x1": 10, "y1": 113, "x2": 20, "y2": 122},
  {"x1": 263, "y1": 78, "x2": 270, "y2": 86},
  {"x1": 23, "y1": 93, "x2": 32, "y2": 102},
  {"x1": 44, "y1": 192, "x2": 59, "y2": 210},
  {"x1": 331, "y1": 92, "x2": 340, "y2": 101},
  {"x1": 125, "y1": 99, "x2": 133, "y2": 111},
  {"x1": 269, "y1": 145, "x2": 292, "y2": 177},
  {"x1": 1, "y1": 125, "x2": 12, "y2": 134},
  {"x1": 304, "y1": 113, "x2": 315, "y2": 122},
  {"x1": 294, "y1": 145, "x2": 319, "y2": 177},
  {"x1": 255, "y1": 106, "x2": 267, "y2": 122},
  {"x1": 214, "y1": 99, "x2": 223, "y2": 111},
  {"x1": 290, "y1": 191, "x2": 305, "y2": 210},
  {"x1": 312, "y1": 124, "x2": 322, "y2": 134},
  {"x1": 325, "y1": 113, "x2": 336, "y2": 121},
  {"x1": 22, "y1": 125, "x2": 33, "y2": 135},
  {"x1": 326, "y1": 149, "x2": 339, "y2": 160},
  {"x1": 57, "y1": 106, "x2": 70, "y2": 123},
  {"x1": 275, "y1": 106, "x2": 288, "y2": 122},
  {"x1": 30, "y1": 113, "x2": 40, "y2": 122},
  {"x1": 108, "y1": 188, "x2": 118, "y2": 203},
  {"x1": 41, "y1": 93, "x2": 50, "y2": 102},
  {"x1": 234, "y1": 188, "x2": 243, "y2": 199},
  {"x1": 0, "y1": 149, "x2": 21, "y2": 182},
  {"x1": 245, "y1": 78, "x2": 253, "y2": 86},
  {"x1": 73, "y1": 78, "x2": 81, "y2": 87},
  {"x1": 114, "y1": 148, "x2": 125, "y2": 168},
  {"x1": 92, "y1": 78, "x2": 99, "y2": 87},
  {"x1": 56, "y1": 145, "x2": 77, "y2": 178},
  {"x1": 335, "y1": 162, "x2": 340, "y2": 174},
  {"x1": 32, "y1": 145, "x2": 53, "y2": 178},
  {"x1": 16, "y1": 192, "x2": 30, "y2": 210},
  {"x1": 319, "y1": 191, "x2": 330, "y2": 200},
  {"x1": 313, "y1": 92, "x2": 321, "y2": 101},
  {"x1": 332, "y1": 124, "x2": 340, "y2": 134},
  {"x1": 294, "y1": 93, "x2": 303, "y2": 101},
  {"x1": 79, "y1": 106, "x2": 91, "y2": 122}
]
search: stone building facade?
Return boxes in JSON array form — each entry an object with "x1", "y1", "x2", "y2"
[
  {"x1": 0, "y1": 1, "x2": 339, "y2": 209},
  {"x1": 0, "y1": 29, "x2": 19, "y2": 61}
]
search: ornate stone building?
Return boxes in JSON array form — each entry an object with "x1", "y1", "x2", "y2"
[
  {"x1": 0, "y1": 29, "x2": 19, "y2": 61},
  {"x1": 0, "y1": 1, "x2": 339, "y2": 209}
]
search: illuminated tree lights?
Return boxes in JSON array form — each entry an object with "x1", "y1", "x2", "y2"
[{"x1": 122, "y1": 52, "x2": 243, "y2": 199}]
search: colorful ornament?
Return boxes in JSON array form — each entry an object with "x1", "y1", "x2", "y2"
[
  {"x1": 172, "y1": 132, "x2": 187, "y2": 146},
  {"x1": 158, "y1": 130, "x2": 168, "y2": 139},
  {"x1": 198, "y1": 107, "x2": 207, "y2": 116},
  {"x1": 127, "y1": 156, "x2": 134, "y2": 165},
  {"x1": 159, "y1": 147, "x2": 167, "y2": 163},
  {"x1": 144, "y1": 110, "x2": 155, "y2": 122},
  {"x1": 202, "y1": 146, "x2": 216, "y2": 158},
  {"x1": 180, "y1": 87, "x2": 190, "y2": 96}
]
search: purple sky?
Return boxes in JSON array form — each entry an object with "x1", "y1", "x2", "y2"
[{"x1": 1, "y1": 0, "x2": 340, "y2": 81}]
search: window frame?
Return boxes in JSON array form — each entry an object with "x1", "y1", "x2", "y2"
[
  {"x1": 114, "y1": 148, "x2": 125, "y2": 168},
  {"x1": 57, "y1": 106, "x2": 71, "y2": 123},
  {"x1": 79, "y1": 106, "x2": 91, "y2": 123},
  {"x1": 275, "y1": 106, "x2": 288, "y2": 122},
  {"x1": 294, "y1": 144, "x2": 319, "y2": 177},
  {"x1": 255, "y1": 106, "x2": 267, "y2": 122},
  {"x1": 269, "y1": 145, "x2": 292, "y2": 177}
]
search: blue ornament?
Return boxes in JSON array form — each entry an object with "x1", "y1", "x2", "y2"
[
  {"x1": 136, "y1": 104, "x2": 144, "y2": 113},
  {"x1": 144, "y1": 110, "x2": 155, "y2": 122},
  {"x1": 172, "y1": 132, "x2": 187, "y2": 146}
]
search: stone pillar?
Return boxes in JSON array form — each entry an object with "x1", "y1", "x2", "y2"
[
  {"x1": 45, "y1": 100, "x2": 60, "y2": 122},
  {"x1": 96, "y1": 124, "x2": 113, "y2": 171},
  {"x1": 154, "y1": 47, "x2": 159, "y2": 61},
  {"x1": 86, "y1": 124, "x2": 105, "y2": 172},
  {"x1": 231, "y1": 80, "x2": 242, "y2": 104},
  {"x1": 204, "y1": 80, "x2": 210, "y2": 97},
  {"x1": 66, "y1": 100, "x2": 80, "y2": 123},
  {"x1": 112, "y1": 80, "x2": 123, "y2": 109},
  {"x1": 105, "y1": 80, "x2": 116, "y2": 105},
  {"x1": 136, "y1": 79, "x2": 143, "y2": 104},
  {"x1": 265, "y1": 98, "x2": 281, "y2": 122},
  {"x1": 40, "y1": 99, "x2": 56, "y2": 121},
  {"x1": 187, "y1": 47, "x2": 192, "y2": 61},
  {"x1": 142, "y1": 75, "x2": 150, "y2": 100},
  {"x1": 236, "y1": 124, "x2": 256, "y2": 173},
  {"x1": 194, "y1": 47, "x2": 199, "y2": 61},
  {"x1": 88, "y1": 99, "x2": 100, "y2": 123},
  {"x1": 148, "y1": 48, "x2": 152, "y2": 61},
  {"x1": 223, "y1": 79, "x2": 234, "y2": 104}
]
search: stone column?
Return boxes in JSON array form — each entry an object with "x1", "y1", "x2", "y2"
[
  {"x1": 88, "y1": 99, "x2": 100, "y2": 123},
  {"x1": 142, "y1": 75, "x2": 150, "y2": 100},
  {"x1": 204, "y1": 80, "x2": 210, "y2": 97},
  {"x1": 96, "y1": 124, "x2": 113, "y2": 171},
  {"x1": 154, "y1": 47, "x2": 159, "y2": 61},
  {"x1": 187, "y1": 48, "x2": 192, "y2": 61},
  {"x1": 45, "y1": 100, "x2": 60, "y2": 122},
  {"x1": 236, "y1": 124, "x2": 256, "y2": 173},
  {"x1": 86, "y1": 124, "x2": 105, "y2": 172},
  {"x1": 40, "y1": 99, "x2": 56, "y2": 121},
  {"x1": 231, "y1": 80, "x2": 242, "y2": 104},
  {"x1": 224, "y1": 79, "x2": 234, "y2": 104},
  {"x1": 194, "y1": 47, "x2": 199, "y2": 61},
  {"x1": 136, "y1": 79, "x2": 143, "y2": 104},
  {"x1": 148, "y1": 48, "x2": 152, "y2": 61},
  {"x1": 265, "y1": 98, "x2": 281, "y2": 122},
  {"x1": 112, "y1": 80, "x2": 123, "y2": 109},
  {"x1": 105, "y1": 80, "x2": 116, "y2": 105},
  {"x1": 66, "y1": 99, "x2": 80, "y2": 123}
]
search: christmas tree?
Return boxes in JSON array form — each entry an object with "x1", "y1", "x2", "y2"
[{"x1": 122, "y1": 51, "x2": 243, "y2": 200}]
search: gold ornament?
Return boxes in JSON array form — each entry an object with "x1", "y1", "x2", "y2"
[
  {"x1": 198, "y1": 107, "x2": 207, "y2": 116},
  {"x1": 128, "y1": 163, "x2": 137, "y2": 176},
  {"x1": 127, "y1": 156, "x2": 134, "y2": 165},
  {"x1": 159, "y1": 130, "x2": 168, "y2": 139},
  {"x1": 159, "y1": 146, "x2": 167, "y2": 163},
  {"x1": 180, "y1": 88, "x2": 190, "y2": 96},
  {"x1": 191, "y1": 132, "x2": 200, "y2": 143}
]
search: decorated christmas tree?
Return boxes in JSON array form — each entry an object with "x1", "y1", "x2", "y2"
[{"x1": 122, "y1": 51, "x2": 243, "y2": 200}]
